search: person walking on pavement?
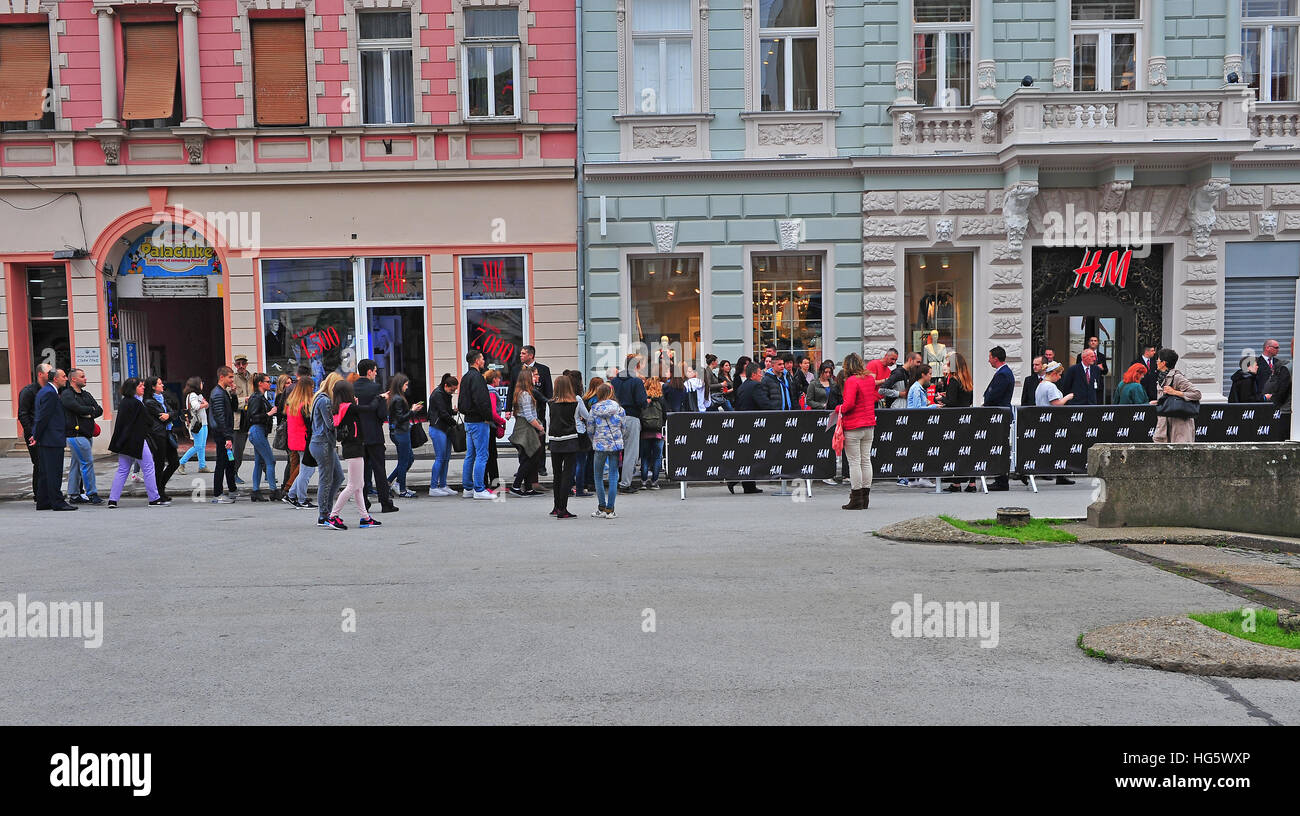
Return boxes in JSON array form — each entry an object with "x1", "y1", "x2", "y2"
[
  {"x1": 323, "y1": 379, "x2": 382, "y2": 530},
  {"x1": 386, "y1": 373, "x2": 422, "y2": 498},
  {"x1": 230, "y1": 354, "x2": 253, "y2": 484},
  {"x1": 34, "y1": 367, "x2": 77, "y2": 511},
  {"x1": 354, "y1": 359, "x2": 398, "y2": 513},
  {"x1": 62, "y1": 368, "x2": 103, "y2": 505},
  {"x1": 143, "y1": 375, "x2": 181, "y2": 502},
  {"x1": 177, "y1": 376, "x2": 209, "y2": 474},
  {"x1": 106, "y1": 378, "x2": 167, "y2": 508},
  {"x1": 983, "y1": 346, "x2": 1015, "y2": 491},
  {"x1": 209, "y1": 367, "x2": 240, "y2": 503},
  {"x1": 18, "y1": 363, "x2": 51, "y2": 507},
  {"x1": 245, "y1": 372, "x2": 279, "y2": 502},
  {"x1": 459, "y1": 351, "x2": 497, "y2": 500},
  {"x1": 310, "y1": 372, "x2": 347, "y2": 523},
  {"x1": 285, "y1": 375, "x2": 318, "y2": 509}
]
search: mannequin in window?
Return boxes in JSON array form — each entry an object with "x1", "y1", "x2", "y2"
[
  {"x1": 655, "y1": 335, "x2": 676, "y2": 379},
  {"x1": 923, "y1": 329, "x2": 947, "y2": 378}
]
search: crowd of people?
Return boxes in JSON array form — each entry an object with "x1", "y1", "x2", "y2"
[{"x1": 16, "y1": 335, "x2": 1291, "y2": 519}]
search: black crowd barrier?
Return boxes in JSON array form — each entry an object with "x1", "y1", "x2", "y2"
[
  {"x1": 665, "y1": 411, "x2": 837, "y2": 481},
  {"x1": 869, "y1": 407, "x2": 1014, "y2": 480},
  {"x1": 1016, "y1": 404, "x2": 1292, "y2": 476}
]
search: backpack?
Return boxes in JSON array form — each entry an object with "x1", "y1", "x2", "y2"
[{"x1": 641, "y1": 396, "x2": 665, "y2": 433}]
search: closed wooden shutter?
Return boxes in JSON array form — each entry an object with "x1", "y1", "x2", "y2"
[
  {"x1": 0, "y1": 25, "x2": 52, "y2": 122},
  {"x1": 252, "y1": 19, "x2": 308, "y2": 126},
  {"x1": 120, "y1": 22, "x2": 178, "y2": 121}
]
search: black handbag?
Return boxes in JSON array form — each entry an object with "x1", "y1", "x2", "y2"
[
  {"x1": 409, "y1": 421, "x2": 428, "y2": 449},
  {"x1": 302, "y1": 446, "x2": 318, "y2": 468},
  {"x1": 1155, "y1": 395, "x2": 1200, "y2": 419},
  {"x1": 272, "y1": 420, "x2": 289, "y2": 451},
  {"x1": 451, "y1": 417, "x2": 468, "y2": 453}
]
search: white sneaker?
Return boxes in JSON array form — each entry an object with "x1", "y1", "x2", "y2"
[
  {"x1": 432, "y1": 487, "x2": 452, "y2": 496},
  {"x1": 822, "y1": 479, "x2": 837, "y2": 486},
  {"x1": 472, "y1": 489, "x2": 496, "y2": 500},
  {"x1": 591, "y1": 508, "x2": 605, "y2": 518},
  {"x1": 603, "y1": 509, "x2": 617, "y2": 519},
  {"x1": 178, "y1": 464, "x2": 187, "y2": 475},
  {"x1": 914, "y1": 478, "x2": 936, "y2": 488},
  {"x1": 461, "y1": 488, "x2": 474, "y2": 498}
]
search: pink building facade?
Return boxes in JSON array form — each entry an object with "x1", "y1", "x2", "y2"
[{"x1": 0, "y1": 0, "x2": 577, "y2": 439}]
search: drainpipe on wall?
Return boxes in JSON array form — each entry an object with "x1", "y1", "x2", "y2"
[{"x1": 575, "y1": 0, "x2": 588, "y2": 376}]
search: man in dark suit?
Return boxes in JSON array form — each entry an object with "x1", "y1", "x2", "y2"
[
  {"x1": 17, "y1": 363, "x2": 50, "y2": 507},
  {"x1": 1020, "y1": 356, "x2": 1044, "y2": 406},
  {"x1": 728, "y1": 362, "x2": 768, "y2": 494},
  {"x1": 355, "y1": 359, "x2": 398, "y2": 513},
  {"x1": 1059, "y1": 349, "x2": 1103, "y2": 406},
  {"x1": 33, "y1": 367, "x2": 76, "y2": 511},
  {"x1": 983, "y1": 347, "x2": 1015, "y2": 491},
  {"x1": 1256, "y1": 339, "x2": 1283, "y2": 401},
  {"x1": 1086, "y1": 336, "x2": 1108, "y2": 403},
  {"x1": 1130, "y1": 345, "x2": 1158, "y2": 402},
  {"x1": 509, "y1": 346, "x2": 553, "y2": 478}
]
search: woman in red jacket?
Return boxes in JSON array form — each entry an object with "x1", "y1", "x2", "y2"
[{"x1": 835, "y1": 353, "x2": 879, "y2": 511}]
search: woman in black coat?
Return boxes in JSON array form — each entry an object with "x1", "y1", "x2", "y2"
[
  {"x1": 142, "y1": 375, "x2": 181, "y2": 502},
  {"x1": 107, "y1": 378, "x2": 165, "y2": 507}
]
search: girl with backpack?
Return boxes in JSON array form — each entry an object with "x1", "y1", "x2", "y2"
[
  {"x1": 324, "y1": 378, "x2": 381, "y2": 530},
  {"x1": 639, "y1": 377, "x2": 666, "y2": 489}
]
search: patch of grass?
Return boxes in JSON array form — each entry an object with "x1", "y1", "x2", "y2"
[
  {"x1": 1076, "y1": 633, "x2": 1109, "y2": 660},
  {"x1": 939, "y1": 514, "x2": 1079, "y2": 543},
  {"x1": 1188, "y1": 608, "x2": 1300, "y2": 650}
]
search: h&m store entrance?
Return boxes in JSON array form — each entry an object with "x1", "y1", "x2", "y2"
[{"x1": 1031, "y1": 245, "x2": 1165, "y2": 401}]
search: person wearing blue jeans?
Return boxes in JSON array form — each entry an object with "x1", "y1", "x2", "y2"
[
  {"x1": 61, "y1": 369, "x2": 103, "y2": 503},
  {"x1": 384, "y1": 373, "x2": 420, "y2": 497},
  {"x1": 426, "y1": 373, "x2": 458, "y2": 496},
  {"x1": 639, "y1": 436, "x2": 662, "y2": 487},
  {"x1": 245, "y1": 373, "x2": 278, "y2": 499},
  {"x1": 457, "y1": 351, "x2": 497, "y2": 499},
  {"x1": 427, "y1": 427, "x2": 450, "y2": 493},
  {"x1": 588, "y1": 384, "x2": 625, "y2": 518},
  {"x1": 66, "y1": 436, "x2": 97, "y2": 500},
  {"x1": 289, "y1": 458, "x2": 317, "y2": 505}
]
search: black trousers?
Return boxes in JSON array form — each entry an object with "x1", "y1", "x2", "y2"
[
  {"x1": 27, "y1": 442, "x2": 41, "y2": 505},
  {"x1": 232, "y1": 428, "x2": 249, "y2": 469},
  {"x1": 551, "y1": 450, "x2": 576, "y2": 513},
  {"x1": 37, "y1": 445, "x2": 64, "y2": 509},
  {"x1": 212, "y1": 433, "x2": 237, "y2": 496},
  {"x1": 513, "y1": 445, "x2": 544, "y2": 488},
  {"x1": 361, "y1": 443, "x2": 392, "y2": 506},
  {"x1": 486, "y1": 436, "x2": 499, "y2": 483},
  {"x1": 151, "y1": 437, "x2": 180, "y2": 498}
]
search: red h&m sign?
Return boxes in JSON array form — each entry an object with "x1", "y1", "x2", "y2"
[
  {"x1": 1071, "y1": 248, "x2": 1132, "y2": 290},
  {"x1": 483, "y1": 260, "x2": 505, "y2": 293},
  {"x1": 382, "y1": 259, "x2": 406, "y2": 295}
]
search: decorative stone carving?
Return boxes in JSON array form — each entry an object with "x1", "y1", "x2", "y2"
[
  {"x1": 901, "y1": 192, "x2": 940, "y2": 212},
  {"x1": 1185, "y1": 287, "x2": 1218, "y2": 307},
  {"x1": 1213, "y1": 213, "x2": 1251, "y2": 232},
  {"x1": 1258, "y1": 211, "x2": 1280, "y2": 236},
  {"x1": 863, "y1": 269, "x2": 896, "y2": 288},
  {"x1": 864, "y1": 318, "x2": 895, "y2": 338},
  {"x1": 1226, "y1": 185, "x2": 1265, "y2": 207},
  {"x1": 934, "y1": 218, "x2": 954, "y2": 243},
  {"x1": 992, "y1": 267, "x2": 1024, "y2": 287},
  {"x1": 863, "y1": 294, "x2": 896, "y2": 313},
  {"x1": 1183, "y1": 313, "x2": 1217, "y2": 333},
  {"x1": 862, "y1": 217, "x2": 929, "y2": 237},
  {"x1": 898, "y1": 112, "x2": 915, "y2": 144},
  {"x1": 182, "y1": 134, "x2": 204, "y2": 165},
  {"x1": 991, "y1": 293, "x2": 1021, "y2": 312},
  {"x1": 1098, "y1": 180, "x2": 1131, "y2": 213},
  {"x1": 992, "y1": 317, "x2": 1021, "y2": 336},
  {"x1": 1002, "y1": 182, "x2": 1039, "y2": 258},
  {"x1": 958, "y1": 215, "x2": 1005, "y2": 237},
  {"x1": 1052, "y1": 58, "x2": 1071, "y2": 89},
  {"x1": 1185, "y1": 263, "x2": 1218, "y2": 281},
  {"x1": 1182, "y1": 360, "x2": 1218, "y2": 381},
  {"x1": 99, "y1": 136, "x2": 121, "y2": 166},
  {"x1": 895, "y1": 62, "x2": 914, "y2": 93},
  {"x1": 862, "y1": 191, "x2": 898, "y2": 213},
  {"x1": 757, "y1": 123, "x2": 823, "y2": 145},
  {"x1": 944, "y1": 190, "x2": 986, "y2": 212},
  {"x1": 1223, "y1": 55, "x2": 1242, "y2": 85},
  {"x1": 992, "y1": 242, "x2": 1021, "y2": 262},
  {"x1": 1147, "y1": 56, "x2": 1168, "y2": 87},
  {"x1": 632, "y1": 126, "x2": 697, "y2": 149},
  {"x1": 1271, "y1": 186, "x2": 1300, "y2": 206},
  {"x1": 1185, "y1": 340, "x2": 1217, "y2": 356},
  {"x1": 653, "y1": 222, "x2": 677, "y2": 253},
  {"x1": 862, "y1": 242, "x2": 896, "y2": 263},
  {"x1": 1187, "y1": 178, "x2": 1230, "y2": 258},
  {"x1": 980, "y1": 111, "x2": 998, "y2": 143},
  {"x1": 977, "y1": 63, "x2": 997, "y2": 91},
  {"x1": 778, "y1": 219, "x2": 802, "y2": 250},
  {"x1": 1003, "y1": 341, "x2": 1024, "y2": 360},
  {"x1": 863, "y1": 345, "x2": 894, "y2": 361}
]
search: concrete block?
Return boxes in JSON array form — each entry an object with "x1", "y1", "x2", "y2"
[
  {"x1": 711, "y1": 196, "x2": 743, "y2": 218},
  {"x1": 742, "y1": 194, "x2": 789, "y2": 218},
  {"x1": 1087, "y1": 442, "x2": 1300, "y2": 537},
  {"x1": 710, "y1": 268, "x2": 744, "y2": 292},
  {"x1": 667, "y1": 196, "x2": 710, "y2": 218},
  {"x1": 618, "y1": 196, "x2": 665, "y2": 220}
]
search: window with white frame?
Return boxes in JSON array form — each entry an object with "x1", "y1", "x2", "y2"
[
  {"x1": 914, "y1": 0, "x2": 972, "y2": 108},
  {"x1": 1071, "y1": 0, "x2": 1141, "y2": 91},
  {"x1": 462, "y1": 7, "x2": 520, "y2": 119},
  {"x1": 358, "y1": 11, "x2": 414, "y2": 125},
  {"x1": 758, "y1": 0, "x2": 819, "y2": 111},
  {"x1": 630, "y1": 0, "x2": 693, "y2": 114},
  {"x1": 1243, "y1": 0, "x2": 1299, "y2": 101}
]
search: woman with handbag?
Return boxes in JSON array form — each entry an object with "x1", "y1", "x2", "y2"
[
  {"x1": 509, "y1": 368, "x2": 545, "y2": 497},
  {"x1": 385, "y1": 373, "x2": 423, "y2": 498},
  {"x1": 426, "y1": 374, "x2": 458, "y2": 496},
  {"x1": 836, "y1": 353, "x2": 880, "y2": 511},
  {"x1": 285, "y1": 376, "x2": 317, "y2": 509},
  {"x1": 177, "y1": 376, "x2": 209, "y2": 474},
  {"x1": 142, "y1": 376, "x2": 181, "y2": 503},
  {"x1": 1151, "y1": 348, "x2": 1201, "y2": 443}
]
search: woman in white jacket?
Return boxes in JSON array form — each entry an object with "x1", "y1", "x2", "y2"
[{"x1": 683, "y1": 366, "x2": 709, "y2": 412}]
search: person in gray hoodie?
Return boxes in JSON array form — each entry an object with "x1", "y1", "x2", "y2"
[{"x1": 310, "y1": 372, "x2": 347, "y2": 528}]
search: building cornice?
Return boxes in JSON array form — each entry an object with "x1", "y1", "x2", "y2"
[{"x1": 0, "y1": 165, "x2": 576, "y2": 191}]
